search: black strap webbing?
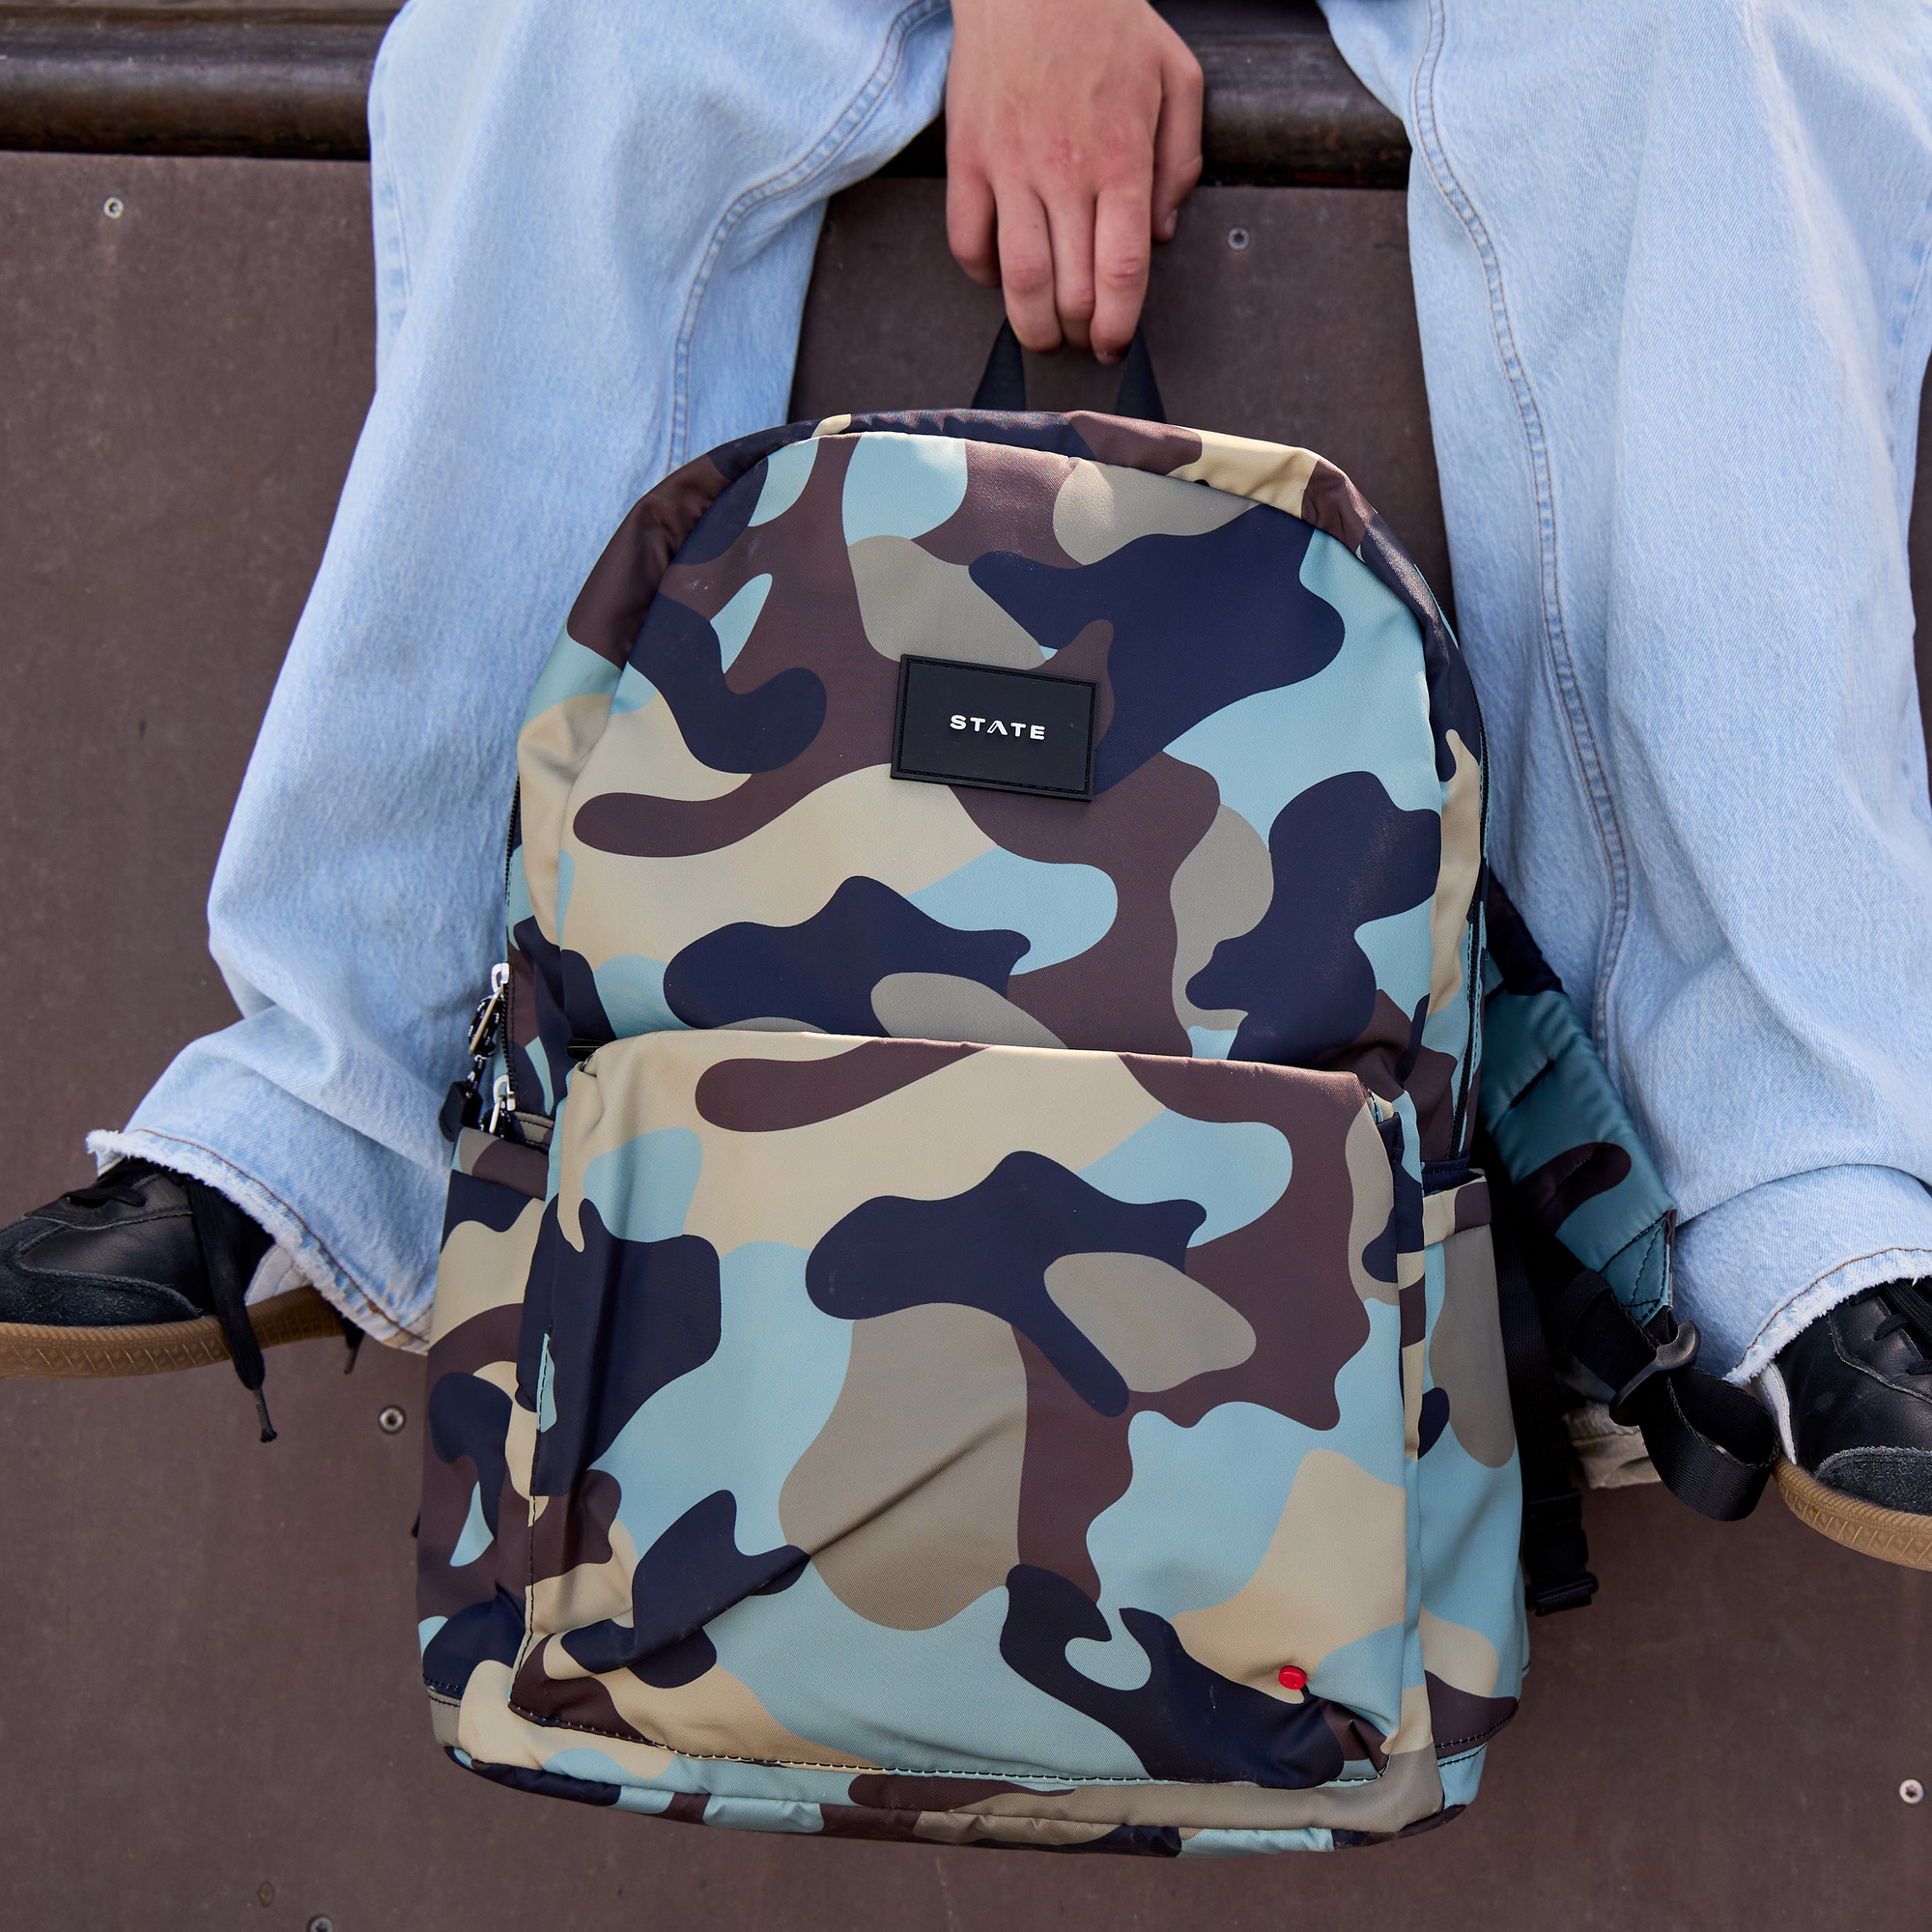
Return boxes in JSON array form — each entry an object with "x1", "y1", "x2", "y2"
[
  {"x1": 969, "y1": 320, "x2": 1168, "y2": 422},
  {"x1": 971, "y1": 320, "x2": 1027, "y2": 410},
  {"x1": 1492, "y1": 1212, "x2": 1598, "y2": 1614},
  {"x1": 1110, "y1": 328, "x2": 1166, "y2": 423},
  {"x1": 1492, "y1": 1161, "x2": 1777, "y2": 1525}
]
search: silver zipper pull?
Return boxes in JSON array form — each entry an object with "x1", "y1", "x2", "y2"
[
  {"x1": 486, "y1": 1073, "x2": 513, "y2": 1136},
  {"x1": 467, "y1": 961, "x2": 511, "y2": 1057}
]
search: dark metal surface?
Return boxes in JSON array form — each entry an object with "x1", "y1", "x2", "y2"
[
  {"x1": 1179, "y1": 0, "x2": 1410, "y2": 187},
  {"x1": 0, "y1": 0, "x2": 1409, "y2": 182},
  {"x1": 3, "y1": 153, "x2": 1932, "y2": 1927},
  {"x1": 0, "y1": 6, "x2": 389, "y2": 158}
]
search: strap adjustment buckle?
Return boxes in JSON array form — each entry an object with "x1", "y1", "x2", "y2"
[
  {"x1": 1520, "y1": 1491, "x2": 1598, "y2": 1614},
  {"x1": 1607, "y1": 1319, "x2": 1701, "y2": 1426},
  {"x1": 1526, "y1": 1571, "x2": 1602, "y2": 1615}
]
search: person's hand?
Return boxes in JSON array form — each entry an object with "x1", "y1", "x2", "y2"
[{"x1": 946, "y1": 0, "x2": 1203, "y2": 363}]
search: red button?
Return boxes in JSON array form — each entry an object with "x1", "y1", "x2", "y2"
[{"x1": 1277, "y1": 1666, "x2": 1307, "y2": 1690}]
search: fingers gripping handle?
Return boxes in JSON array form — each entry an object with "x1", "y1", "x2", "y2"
[{"x1": 970, "y1": 320, "x2": 1167, "y2": 422}]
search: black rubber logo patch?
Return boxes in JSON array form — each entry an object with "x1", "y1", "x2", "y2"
[{"x1": 891, "y1": 655, "x2": 1097, "y2": 801}]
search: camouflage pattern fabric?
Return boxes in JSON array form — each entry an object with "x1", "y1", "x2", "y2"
[
  {"x1": 418, "y1": 410, "x2": 1524, "y2": 1853},
  {"x1": 1480, "y1": 878, "x2": 1675, "y2": 1328}
]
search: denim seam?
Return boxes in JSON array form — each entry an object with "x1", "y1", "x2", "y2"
[
  {"x1": 1741, "y1": 1241, "x2": 1932, "y2": 1362},
  {"x1": 668, "y1": 0, "x2": 948, "y2": 467},
  {"x1": 365, "y1": 7, "x2": 415, "y2": 353},
  {"x1": 1878, "y1": 14, "x2": 1932, "y2": 508},
  {"x1": 1409, "y1": 0, "x2": 1633, "y2": 1054},
  {"x1": 1884, "y1": 175, "x2": 1932, "y2": 538},
  {"x1": 1889, "y1": 204, "x2": 1932, "y2": 446}
]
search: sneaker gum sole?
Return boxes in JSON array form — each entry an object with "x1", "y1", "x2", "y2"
[
  {"x1": 1775, "y1": 1457, "x2": 1932, "y2": 1573},
  {"x1": 0, "y1": 1286, "x2": 341, "y2": 1379}
]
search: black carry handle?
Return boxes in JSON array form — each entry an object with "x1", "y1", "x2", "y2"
[{"x1": 970, "y1": 318, "x2": 1167, "y2": 422}]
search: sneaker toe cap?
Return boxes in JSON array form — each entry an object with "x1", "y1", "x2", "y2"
[
  {"x1": 1815, "y1": 1445, "x2": 1932, "y2": 1516},
  {"x1": 0, "y1": 1217, "x2": 203, "y2": 1327}
]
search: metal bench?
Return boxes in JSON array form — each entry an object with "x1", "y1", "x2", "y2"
[{"x1": 0, "y1": 1, "x2": 1406, "y2": 178}]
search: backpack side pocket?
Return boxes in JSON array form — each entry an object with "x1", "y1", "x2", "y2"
[{"x1": 419, "y1": 1128, "x2": 551, "y2": 1739}]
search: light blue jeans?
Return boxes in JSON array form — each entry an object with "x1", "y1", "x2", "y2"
[
  {"x1": 100, "y1": 0, "x2": 1932, "y2": 1382},
  {"x1": 95, "y1": 0, "x2": 954, "y2": 1348},
  {"x1": 1319, "y1": 0, "x2": 1932, "y2": 1379}
]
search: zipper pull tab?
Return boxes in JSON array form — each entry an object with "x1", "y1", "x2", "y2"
[
  {"x1": 440, "y1": 964, "x2": 514, "y2": 1143},
  {"x1": 467, "y1": 961, "x2": 511, "y2": 1057},
  {"x1": 486, "y1": 1072, "x2": 513, "y2": 1137}
]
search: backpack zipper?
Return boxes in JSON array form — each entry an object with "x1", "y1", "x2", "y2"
[
  {"x1": 495, "y1": 783, "x2": 523, "y2": 1125},
  {"x1": 439, "y1": 960, "x2": 510, "y2": 1141},
  {"x1": 438, "y1": 787, "x2": 525, "y2": 1144},
  {"x1": 1446, "y1": 710, "x2": 1491, "y2": 1159}
]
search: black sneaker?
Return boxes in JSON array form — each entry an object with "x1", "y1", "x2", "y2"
[
  {"x1": 0, "y1": 1158, "x2": 346, "y2": 1437},
  {"x1": 1763, "y1": 1280, "x2": 1932, "y2": 1570}
]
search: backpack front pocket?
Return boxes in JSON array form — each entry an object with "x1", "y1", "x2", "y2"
[{"x1": 508, "y1": 1029, "x2": 1418, "y2": 1792}]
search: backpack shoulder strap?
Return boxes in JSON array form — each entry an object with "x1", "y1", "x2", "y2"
[
  {"x1": 1492, "y1": 1208, "x2": 1599, "y2": 1614},
  {"x1": 1480, "y1": 876, "x2": 1776, "y2": 1538},
  {"x1": 1491, "y1": 1160, "x2": 1776, "y2": 1522}
]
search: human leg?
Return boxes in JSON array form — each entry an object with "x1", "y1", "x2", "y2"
[
  {"x1": 1320, "y1": 0, "x2": 1932, "y2": 1391},
  {"x1": 6, "y1": 0, "x2": 952, "y2": 1354}
]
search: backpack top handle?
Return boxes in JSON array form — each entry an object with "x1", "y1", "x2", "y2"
[{"x1": 970, "y1": 318, "x2": 1167, "y2": 423}]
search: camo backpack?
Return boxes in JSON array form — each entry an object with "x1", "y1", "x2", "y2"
[{"x1": 412, "y1": 336, "x2": 1767, "y2": 1855}]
